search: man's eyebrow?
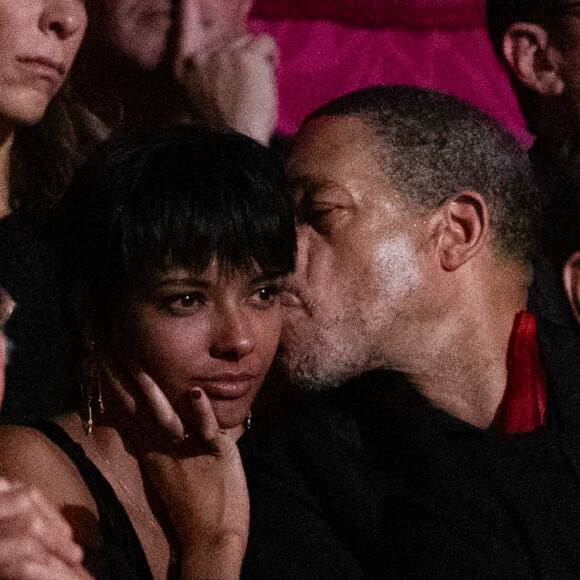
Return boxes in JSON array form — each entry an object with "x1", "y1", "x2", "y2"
[{"x1": 287, "y1": 175, "x2": 330, "y2": 203}]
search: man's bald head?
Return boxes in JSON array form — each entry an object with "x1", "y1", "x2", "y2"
[
  {"x1": 282, "y1": 86, "x2": 540, "y2": 390},
  {"x1": 305, "y1": 85, "x2": 543, "y2": 267}
]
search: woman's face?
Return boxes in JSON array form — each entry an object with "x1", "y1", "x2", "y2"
[
  {"x1": 118, "y1": 261, "x2": 282, "y2": 430},
  {"x1": 0, "y1": 0, "x2": 87, "y2": 127}
]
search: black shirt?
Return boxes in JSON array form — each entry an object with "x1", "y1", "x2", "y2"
[
  {"x1": 0, "y1": 215, "x2": 65, "y2": 419},
  {"x1": 241, "y1": 316, "x2": 580, "y2": 579}
]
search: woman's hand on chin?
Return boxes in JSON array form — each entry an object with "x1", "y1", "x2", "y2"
[
  {"x1": 102, "y1": 359, "x2": 187, "y2": 444},
  {"x1": 104, "y1": 362, "x2": 248, "y2": 578},
  {"x1": 140, "y1": 387, "x2": 249, "y2": 580}
]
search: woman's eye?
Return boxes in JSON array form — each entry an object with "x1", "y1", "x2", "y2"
[
  {"x1": 163, "y1": 292, "x2": 205, "y2": 314},
  {"x1": 249, "y1": 285, "x2": 280, "y2": 308}
]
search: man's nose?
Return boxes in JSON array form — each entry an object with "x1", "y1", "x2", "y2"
[
  {"x1": 209, "y1": 306, "x2": 256, "y2": 361},
  {"x1": 39, "y1": 0, "x2": 87, "y2": 41}
]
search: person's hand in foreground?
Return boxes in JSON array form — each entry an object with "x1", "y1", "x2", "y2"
[
  {"x1": 179, "y1": 34, "x2": 278, "y2": 146},
  {"x1": 0, "y1": 478, "x2": 94, "y2": 580}
]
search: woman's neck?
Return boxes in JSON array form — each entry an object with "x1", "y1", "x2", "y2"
[
  {"x1": 0, "y1": 122, "x2": 15, "y2": 219},
  {"x1": 58, "y1": 412, "x2": 174, "y2": 580}
]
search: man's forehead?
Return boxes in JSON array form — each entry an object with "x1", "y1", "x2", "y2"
[
  {"x1": 287, "y1": 115, "x2": 405, "y2": 211},
  {"x1": 287, "y1": 116, "x2": 382, "y2": 181}
]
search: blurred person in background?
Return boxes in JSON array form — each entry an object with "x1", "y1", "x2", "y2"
[
  {"x1": 0, "y1": 0, "x2": 102, "y2": 419},
  {"x1": 487, "y1": 0, "x2": 580, "y2": 186},
  {"x1": 71, "y1": 0, "x2": 278, "y2": 145}
]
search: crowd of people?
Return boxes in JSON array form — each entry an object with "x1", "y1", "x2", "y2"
[{"x1": 1, "y1": 0, "x2": 580, "y2": 579}]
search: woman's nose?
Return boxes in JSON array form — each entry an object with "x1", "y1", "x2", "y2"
[
  {"x1": 39, "y1": 0, "x2": 87, "y2": 41},
  {"x1": 209, "y1": 307, "x2": 256, "y2": 361}
]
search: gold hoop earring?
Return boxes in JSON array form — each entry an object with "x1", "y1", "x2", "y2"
[
  {"x1": 243, "y1": 410, "x2": 252, "y2": 431},
  {"x1": 80, "y1": 340, "x2": 105, "y2": 434}
]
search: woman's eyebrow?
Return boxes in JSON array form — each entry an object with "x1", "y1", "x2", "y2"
[
  {"x1": 250, "y1": 272, "x2": 284, "y2": 285},
  {"x1": 152, "y1": 278, "x2": 211, "y2": 289}
]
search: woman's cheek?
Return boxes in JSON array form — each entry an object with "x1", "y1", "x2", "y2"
[{"x1": 130, "y1": 314, "x2": 210, "y2": 399}]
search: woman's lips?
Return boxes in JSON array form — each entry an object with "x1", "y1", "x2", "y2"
[
  {"x1": 17, "y1": 57, "x2": 66, "y2": 94},
  {"x1": 19, "y1": 57, "x2": 65, "y2": 76},
  {"x1": 193, "y1": 374, "x2": 260, "y2": 400}
]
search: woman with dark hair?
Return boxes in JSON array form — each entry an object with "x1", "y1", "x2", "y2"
[
  {"x1": 0, "y1": 125, "x2": 296, "y2": 579},
  {"x1": 0, "y1": 0, "x2": 104, "y2": 418}
]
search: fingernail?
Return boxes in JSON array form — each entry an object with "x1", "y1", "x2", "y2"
[{"x1": 191, "y1": 388, "x2": 202, "y2": 400}]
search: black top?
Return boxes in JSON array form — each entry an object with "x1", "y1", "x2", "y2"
[
  {"x1": 241, "y1": 315, "x2": 580, "y2": 579},
  {"x1": 21, "y1": 419, "x2": 153, "y2": 580},
  {"x1": 0, "y1": 216, "x2": 66, "y2": 419}
]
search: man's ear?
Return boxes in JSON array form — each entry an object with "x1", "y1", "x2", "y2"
[
  {"x1": 502, "y1": 22, "x2": 565, "y2": 96},
  {"x1": 430, "y1": 191, "x2": 489, "y2": 272},
  {"x1": 563, "y1": 251, "x2": 580, "y2": 323}
]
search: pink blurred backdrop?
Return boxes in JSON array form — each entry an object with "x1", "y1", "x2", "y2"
[{"x1": 249, "y1": 0, "x2": 531, "y2": 145}]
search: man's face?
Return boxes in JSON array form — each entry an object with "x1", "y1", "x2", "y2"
[
  {"x1": 93, "y1": 0, "x2": 251, "y2": 71},
  {"x1": 280, "y1": 116, "x2": 431, "y2": 389}
]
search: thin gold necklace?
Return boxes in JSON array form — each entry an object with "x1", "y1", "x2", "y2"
[
  {"x1": 76, "y1": 415, "x2": 179, "y2": 567},
  {"x1": 75, "y1": 414, "x2": 163, "y2": 535}
]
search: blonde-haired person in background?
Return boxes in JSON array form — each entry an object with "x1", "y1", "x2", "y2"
[{"x1": 0, "y1": 0, "x2": 103, "y2": 419}]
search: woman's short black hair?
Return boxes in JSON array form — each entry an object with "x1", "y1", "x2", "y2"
[{"x1": 51, "y1": 124, "x2": 296, "y2": 296}]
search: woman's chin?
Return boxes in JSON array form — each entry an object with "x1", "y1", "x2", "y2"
[
  {"x1": 4, "y1": 94, "x2": 51, "y2": 126},
  {"x1": 211, "y1": 398, "x2": 253, "y2": 432}
]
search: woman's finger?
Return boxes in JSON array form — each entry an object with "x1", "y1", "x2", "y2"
[
  {"x1": 102, "y1": 359, "x2": 185, "y2": 441},
  {"x1": 131, "y1": 366, "x2": 186, "y2": 441},
  {"x1": 0, "y1": 557, "x2": 93, "y2": 580},
  {"x1": 247, "y1": 34, "x2": 279, "y2": 68},
  {"x1": 25, "y1": 488, "x2": 84, "y2": 565},
  {"x1": 100, "y1": 359, "x2": 137, "y2": 414},
  {"x1": 188, "y1": 388, "x2": 220, "y2": 443}
]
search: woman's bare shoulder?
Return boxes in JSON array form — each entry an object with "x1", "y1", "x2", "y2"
[
  {"x1": 0, "y1": 423, "x2": 102, "y2": 549},
  {"x1": 0, "y1": 424, "x2": 96, "y2": 511}
]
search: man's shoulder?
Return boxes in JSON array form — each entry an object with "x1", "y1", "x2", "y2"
[
  {"x1": 241, "y1": 376, "x2": 400, "y2": 580},
  {"x1": 244, "y1": 372, "x2": 395, "y2": 455},
  {"x1": 536, "y1": 311, "x2": 580, "y2": 430},
  {"x1": 241, "y1": 369, "x2": 443, "y2": 500}
]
